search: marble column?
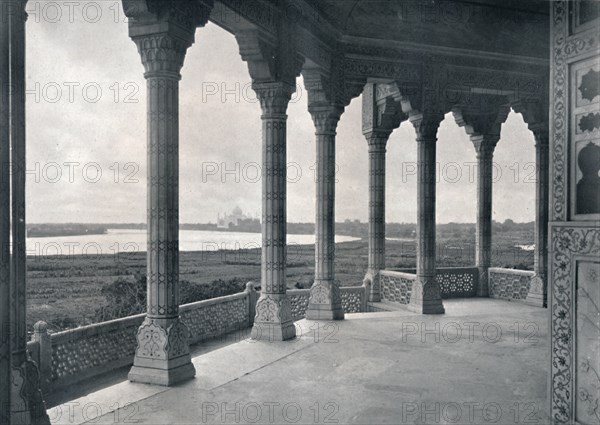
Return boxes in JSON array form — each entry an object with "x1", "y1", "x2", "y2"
[
  {"x1": 408, "y1": 116, "x2": 445, "y2": 314},
  {"x1": 250, "y1": 82, "x2": 296, "y2": 341},
  {"x1": 526, "y1": 130, "x2": 549, "y2": 307},
  {"x1": 9, "y1": 1, "x2": 50, "y2": 422},
  {"x1": 363, "y1": 131, "x2": 390, "y2": 302},
  {"x1": 128, "y1": 31, "x2": 196, "y2": 386},
  {"x1": 472, "y1": 135, "x2": 498, "y2": 297},
  {"x1": 306, "y1": 106, "x2": 344, "y2": 320},
  {"x1": 0, "y1": 12, "x2": 11, "y2": 425}
]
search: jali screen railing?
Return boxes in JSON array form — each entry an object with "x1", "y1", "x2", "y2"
[{"x1": 27, "y1": 283, "x2": 369, "y2": 392}]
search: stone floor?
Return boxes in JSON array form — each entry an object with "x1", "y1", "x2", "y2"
[{"x1": 47, "y1": 299, "x2": 549, "y2": 424}]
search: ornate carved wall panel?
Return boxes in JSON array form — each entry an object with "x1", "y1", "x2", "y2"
[
  {"x1": 549, "y1": 3, "x2": 599, "y2": 422},
  {"x1": 549, "y1": 225, "x2": 600, "y2": 423},
  {"x1": 576, "y1": 259, "x2": 600, "y2": 424},
  {"x1": 571, "y1": 56, "x2": 600, "y2": 220},
  {"x1": 550, "y1": 1, "x2": 569, "y2": 222}
]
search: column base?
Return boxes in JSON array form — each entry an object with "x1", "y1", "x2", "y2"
[
  {"x1": 128, "y1": 361, "x2": 195, "y2": 386},
  {"x1": 251, "y1": 294, "x2": 296, "y2": 341},
  {"x1": 525, "y1": 275, "x2": 546, "y2": 308},
  {"x1": 407, "y1": 299, "x2": 445, "y2": 314},
  {"x1": 250, "y1": 321, "x2": 297, "y2": 341},
  {"x1": 128, "y1": 317, "x2": 195, "y2": 386},
  {"x1": 305, "y1": 306, "x2": 344, "y2": 321},
  {"x1": 407, "y1": 278, "x2": 445, "y2": 314},
  {"x1": 364, "y1": 271, "x2": 381, "y2": 302},
  {"x1": 11, "y1": 359, "x2": 50, "y2": 425},
  {"x1": 306, "y1": 281, "x2": 344, "y2": 321}
]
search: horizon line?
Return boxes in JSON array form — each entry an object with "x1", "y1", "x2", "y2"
[{"x1": 27, "y1": 220, "x2": 536, "y2": 226}]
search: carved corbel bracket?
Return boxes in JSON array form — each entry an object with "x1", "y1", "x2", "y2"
[
  {"x1": 123, "y1": 0, "x2": 213, "y2": 33},
  {"x1": 362, "y1": 82, "x2": 407, "y2": 136},
  {"x1": 511, "y1": 98, "x2": 549, "y2": 146},
  {"x1": 123, "y1": 0, "x2": 214, "y2": 75},
  {"x1": 303, "y1": 59, "x2": 365, "y2": 132},
  {"x1": 453, "y1": 101, "x2": 510, "y2": 153},
  {"x1": 236, "y1": 24, "x2": 304, "y2": 87}
]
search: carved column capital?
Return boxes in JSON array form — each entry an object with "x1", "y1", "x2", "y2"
[
  {"x1": 364, "y1": 131, "x2": 390, "y2": 153},
  {"x1": 133, "y1": 34, "x2": 192, "y2": 77},
  {"x1": 309, "y1": 105, "x2": 344, "y2": 135},
  {"x1": 471, "y1": 135, "x2": 499, "y2": 159},
  {"x1": 410, "y1": 112, "x2": 444, "y2": 142},
  {"x1": 303, "y1": 68, "x2": 349, "y2": 135},
  {"x1": 253, "y1": 81, "x2": 295, "y2": 117}
]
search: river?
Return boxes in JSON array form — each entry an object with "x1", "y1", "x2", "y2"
[{"x1": 25, "y1": 229, "x2": 360, "y2": 257}]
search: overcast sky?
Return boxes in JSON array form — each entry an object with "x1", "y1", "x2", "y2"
[{"x1": 25, "y1": 1, "x2": 536, "y2": 225}]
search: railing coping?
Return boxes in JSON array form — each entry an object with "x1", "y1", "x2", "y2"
[
  {"x1": 380, "y1": 270, "x2": 417, "y2": 280},
  {"x1": 341, "y1": 286, "x2": 364, "y2": 293},
  {"x1": 436, "y1": 266, "x2": 479, "y2": 273},
  {"x1": 180, "y1": 291, "x2": 248, "y2": 312},
  {"x1": 50, "y1": 313, "x2": 146, "y2": 344},
  {"x1": 287, "y1": 288, "x2": 311, "y2": 295},
  {"x1": 385, "y1": 267, "x2": 479, "y2": 273},
  {"x1": 381, "y1": 269, "x2": 413, "y2": 273},
  {"x1": 489, "y1": 267, "x2": 535, "y2": 276},
  {"x1": 48, "y1": 290, "x2": 252, "y2": 344},
  {"x1": 288, "y1": 286, "x2": 363, "y2": 294}
]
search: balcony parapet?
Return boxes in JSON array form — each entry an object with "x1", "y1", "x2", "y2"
[
  {"x1": 380, "y1": 267, "x2": 480, "y2": 306},
  {"x1": 27, "y1": 283, "x2": 369, "y2": 393}
]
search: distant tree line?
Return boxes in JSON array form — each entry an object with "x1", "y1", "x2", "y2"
[
  {"x1": 28, "y1": 223, "x2": 107, "y2": 238},
  {"x1": 28, "y1": 219, "x2": 534, "y2": 240}
]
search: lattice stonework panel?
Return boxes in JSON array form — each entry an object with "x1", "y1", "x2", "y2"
[
  {"x1": 51, "y1": 324, "x2": 139, "y2": 382},
  {"x1": 289, "y1": 293, "x2": 310, "y2": 321},
  {"x1": 380, "y1": 274, "x2": 413, "y2": 304},
  {"x1": 489, "y1": 272, "x2": 532, "y2": 301},
  {"x1": 340, "y1": 289, "x2": 363, "y2": 313},
  {"x1": 437, "y1": 269, "x2": 477, "y2": 298},
  {"x1": 181, "y1": 298, "x2": 248, "y2": 343}
]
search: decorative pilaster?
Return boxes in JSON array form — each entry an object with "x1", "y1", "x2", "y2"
[
  {"x1": 361, "y1": 83, "x2": 404, "y2": 302},
  {"x1": 408, "y1": 114, "x2": 445, "y2": 314},
  {"x1": 472, "y1": 136, "x2": 499, "y2": 298},
  {"x1": 364, "y1": 131, "x2": 390, "y2": 302},
  {"x1": 306, "y1": 106, "x2": 344, "y2": 320},
  {"x1": 9, "y1": 1, "x2": 50, "y2": 423},
  {"x1": 250, "y1": 82, "x2": 296, "y2": 341},
  {"x1": 0, "y1": 12, "x2": 12, "y2": 425},
  {"x1": 526, "y1": 129, "x2": 549, "y2": 307},
  {"x1": 126, "y1": 2, "x2": 211, "y2": 385}
]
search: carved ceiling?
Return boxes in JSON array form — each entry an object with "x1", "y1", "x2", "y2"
[
  {"x1": 305, "y1": 0, "x2": 549, "y2": 59},
  {"x1": 207, "y1": 0, "x2": 550, "y2": 107}
]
